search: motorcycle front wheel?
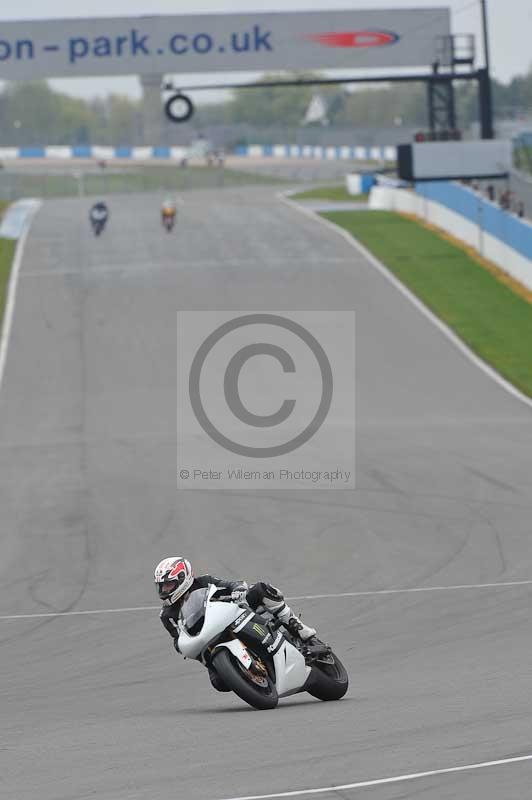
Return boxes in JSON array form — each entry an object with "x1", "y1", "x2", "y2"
[
  {"x1": 212, "y1": 649, "x2": 278, "y2": 710},
  {"x1": 306, "y1": 650, "x2": 348, "y2": 701}
]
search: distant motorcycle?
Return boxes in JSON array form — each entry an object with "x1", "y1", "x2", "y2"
[
  {"x1": 177, "y1": 583, "x2": 348, "y2": 710},
  {"x1": 161, "y1": 212, "x2": 176, "y2": 232},
  {"x1": 161, "y1": 204, "x2": 177, "y2": 232},
  {"x1": 90, "y1": 202, "x2": 109, "y2": 236}
]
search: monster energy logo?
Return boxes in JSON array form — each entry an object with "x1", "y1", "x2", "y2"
[{"x1": 252, "y1": 623, "x2": 266, "y2": 635}]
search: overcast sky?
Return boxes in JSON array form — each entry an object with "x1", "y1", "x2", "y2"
[{"x1": 0, "y1": 0, "x2": 530, "y2": 102}]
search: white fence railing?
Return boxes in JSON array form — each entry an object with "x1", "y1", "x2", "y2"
[{"x1": 370, "y1": 181, "x2": 532, "y2": 292}]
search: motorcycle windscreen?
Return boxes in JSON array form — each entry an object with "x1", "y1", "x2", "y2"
[{"x1": 180, "y1": 588, "x2": 208, "y2": 635}]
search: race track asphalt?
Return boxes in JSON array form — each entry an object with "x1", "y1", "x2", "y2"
[{"x1": 1, "y1": 188, "x2": 532, "y2": 800}]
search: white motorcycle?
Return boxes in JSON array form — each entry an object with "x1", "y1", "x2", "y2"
[{"x1": 177, "y1": 584, "x2": 348, "y2": 710}]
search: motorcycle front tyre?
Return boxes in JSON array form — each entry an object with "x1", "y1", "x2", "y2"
[
  {"x1": 306, "y1": 650, "x2": 348, "y2": 701},
  {"x1": 211, "y1": 649, "x2": 278, "y2": 710}
]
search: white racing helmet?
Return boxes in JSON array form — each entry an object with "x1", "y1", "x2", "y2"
[{"x1": 154, "y1": 557, "x2": 194, "y2": 606}]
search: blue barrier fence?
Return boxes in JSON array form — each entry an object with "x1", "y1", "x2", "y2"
[
  {"x1": 0, "y1": 144, "x2": 396, "y2": 161},
  {"x1": 416, "y1": 181, "x2": 532, "y2": 263},
  {"x1": 18, "y1": 147, "x2": 46, "y2": 158},
  {"x1": 0, "y1": 146, "x2": 180, "y2": 160},
  {"x1": 234, "y1": 144, "x2": 395, "y2": 160}
]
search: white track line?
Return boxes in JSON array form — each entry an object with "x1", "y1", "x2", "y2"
[
  {"x1": 2, "y1": 579, "x2": 532, "y2": 621},
  {"x1": 0, "y1": 200, "x2": 41, "y2": 395},
  {"x1": 0, "y1": 604, "x2": 158, "y2": 620},
  {"x1": 279, "y1": 193, "x2": 532, "y2": 411},
  {"x1": 218, "y1": 753, "x2": 532, "y2": 800},
  {"x1": 288, "y1": 579, "x2": 532, "y2": 601}
]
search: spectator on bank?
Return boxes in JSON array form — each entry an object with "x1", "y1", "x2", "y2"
[
  {"x1": 499, "y1": 189, "x2": 511, "y2": 210},
  {"x1": 486, "y1": 184, "x2": 495, "y2": 202},
  {"x1": 517, "y1": 201, "x2": 525, "y2": 218}
]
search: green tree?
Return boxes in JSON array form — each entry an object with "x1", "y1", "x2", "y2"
[
  {"x1": 0, "y1": 81, "x2": 94, "y2": 145},
  {"x1": 229, "y1": 73, "x2": 326, "y2": 126},
  {"x1": 332, "y1": 83, "x2": 426, "y2": 128}
]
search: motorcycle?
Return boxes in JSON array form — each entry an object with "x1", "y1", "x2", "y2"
[
  {"x1": 177, "y1": 584, "x2": 348, "y2": 710},
  {"x1": 162, "y1": 212, "x2": 175, "y2": 232},
  {"x1": 90, "y1": 209, "x2": 108, "y2": 237},
  {"x1": 91, "y1": 219, "x2": 106, "y2": 237}
]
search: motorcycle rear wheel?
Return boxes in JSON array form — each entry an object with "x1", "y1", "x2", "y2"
[{"x1": 212, "y1": 649, "x2": 278, "y2": 710}]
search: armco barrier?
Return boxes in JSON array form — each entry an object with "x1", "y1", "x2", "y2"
[
  {"x1": 234, "y1": 144, "x2": 396, "y2": 161},
  {"x1": 370, "y1": 181, "x2": 532, "y2": 292},
  {"x1": 0, "y1": 145, "x2": 189, "y2": 160},
  {"x1": 0, "y1": 144, "x2": 396, "y2": 162},
  {"x1": 346, "y1": 173, "x2": 375, "y2": 194}
]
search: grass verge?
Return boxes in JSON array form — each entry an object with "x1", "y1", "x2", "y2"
[
  {"x1": 291, "y1": 185, "x2": 368, "y2": 203},
  {"x1": 0, "y1": 237, "x2": 16, "y2": 331},
  {"x1": 322, "y1": 210, "x2": 532, "y2": 398},
  {"x1": 0, "y1": 201, "x2": 16, "y2": 330},
  {"x1": 2, "y1": 165, "x2": 283, "y2": 199}
]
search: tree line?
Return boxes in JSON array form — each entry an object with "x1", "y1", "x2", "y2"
[
  {"x1": 0, "y1": 67, "x2": 530, "y2": 146},
  {"x1": 0, "y1": 82, "x2": 142, "y2": 146}
]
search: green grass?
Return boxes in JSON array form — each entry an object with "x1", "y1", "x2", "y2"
[
  {"x1": 323, "y1": 210, "x2": 532, "y2": 398},
  {"x1": 514, "y1": 146, "x2": 532, "y2": 174},
  {"x1": 0, "y1": 237, "x2": 16, "y2": 331},
  {"x1": 0, "y1": 165, "x2": 283, "y2": 200},
  {"x1": 291, "y1": 185, "x2": 368, "y2": 203},
  {"x1": 0, "y1": 202, "x2": 15, "y2": 330}
]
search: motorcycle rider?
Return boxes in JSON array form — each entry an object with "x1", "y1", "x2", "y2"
[
  {"x1": 89, "y1": 200, "x2": 109, "y2": 234},
  {"x1": 154, "y1": 557, "x2": 316, "y2": 688}
]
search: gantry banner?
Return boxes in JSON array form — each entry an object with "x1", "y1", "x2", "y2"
[{"x1": 0, "y1": 8, "x2": 451, "y2": 80}]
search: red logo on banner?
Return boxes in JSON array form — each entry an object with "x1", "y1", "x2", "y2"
[{"x1": 306, "y1": 30, "x2": 399, "y2": 48}]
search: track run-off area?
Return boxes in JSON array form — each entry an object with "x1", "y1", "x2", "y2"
[{"x1": 1, "y1": 187, "x2": 532, "y2": 800}]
